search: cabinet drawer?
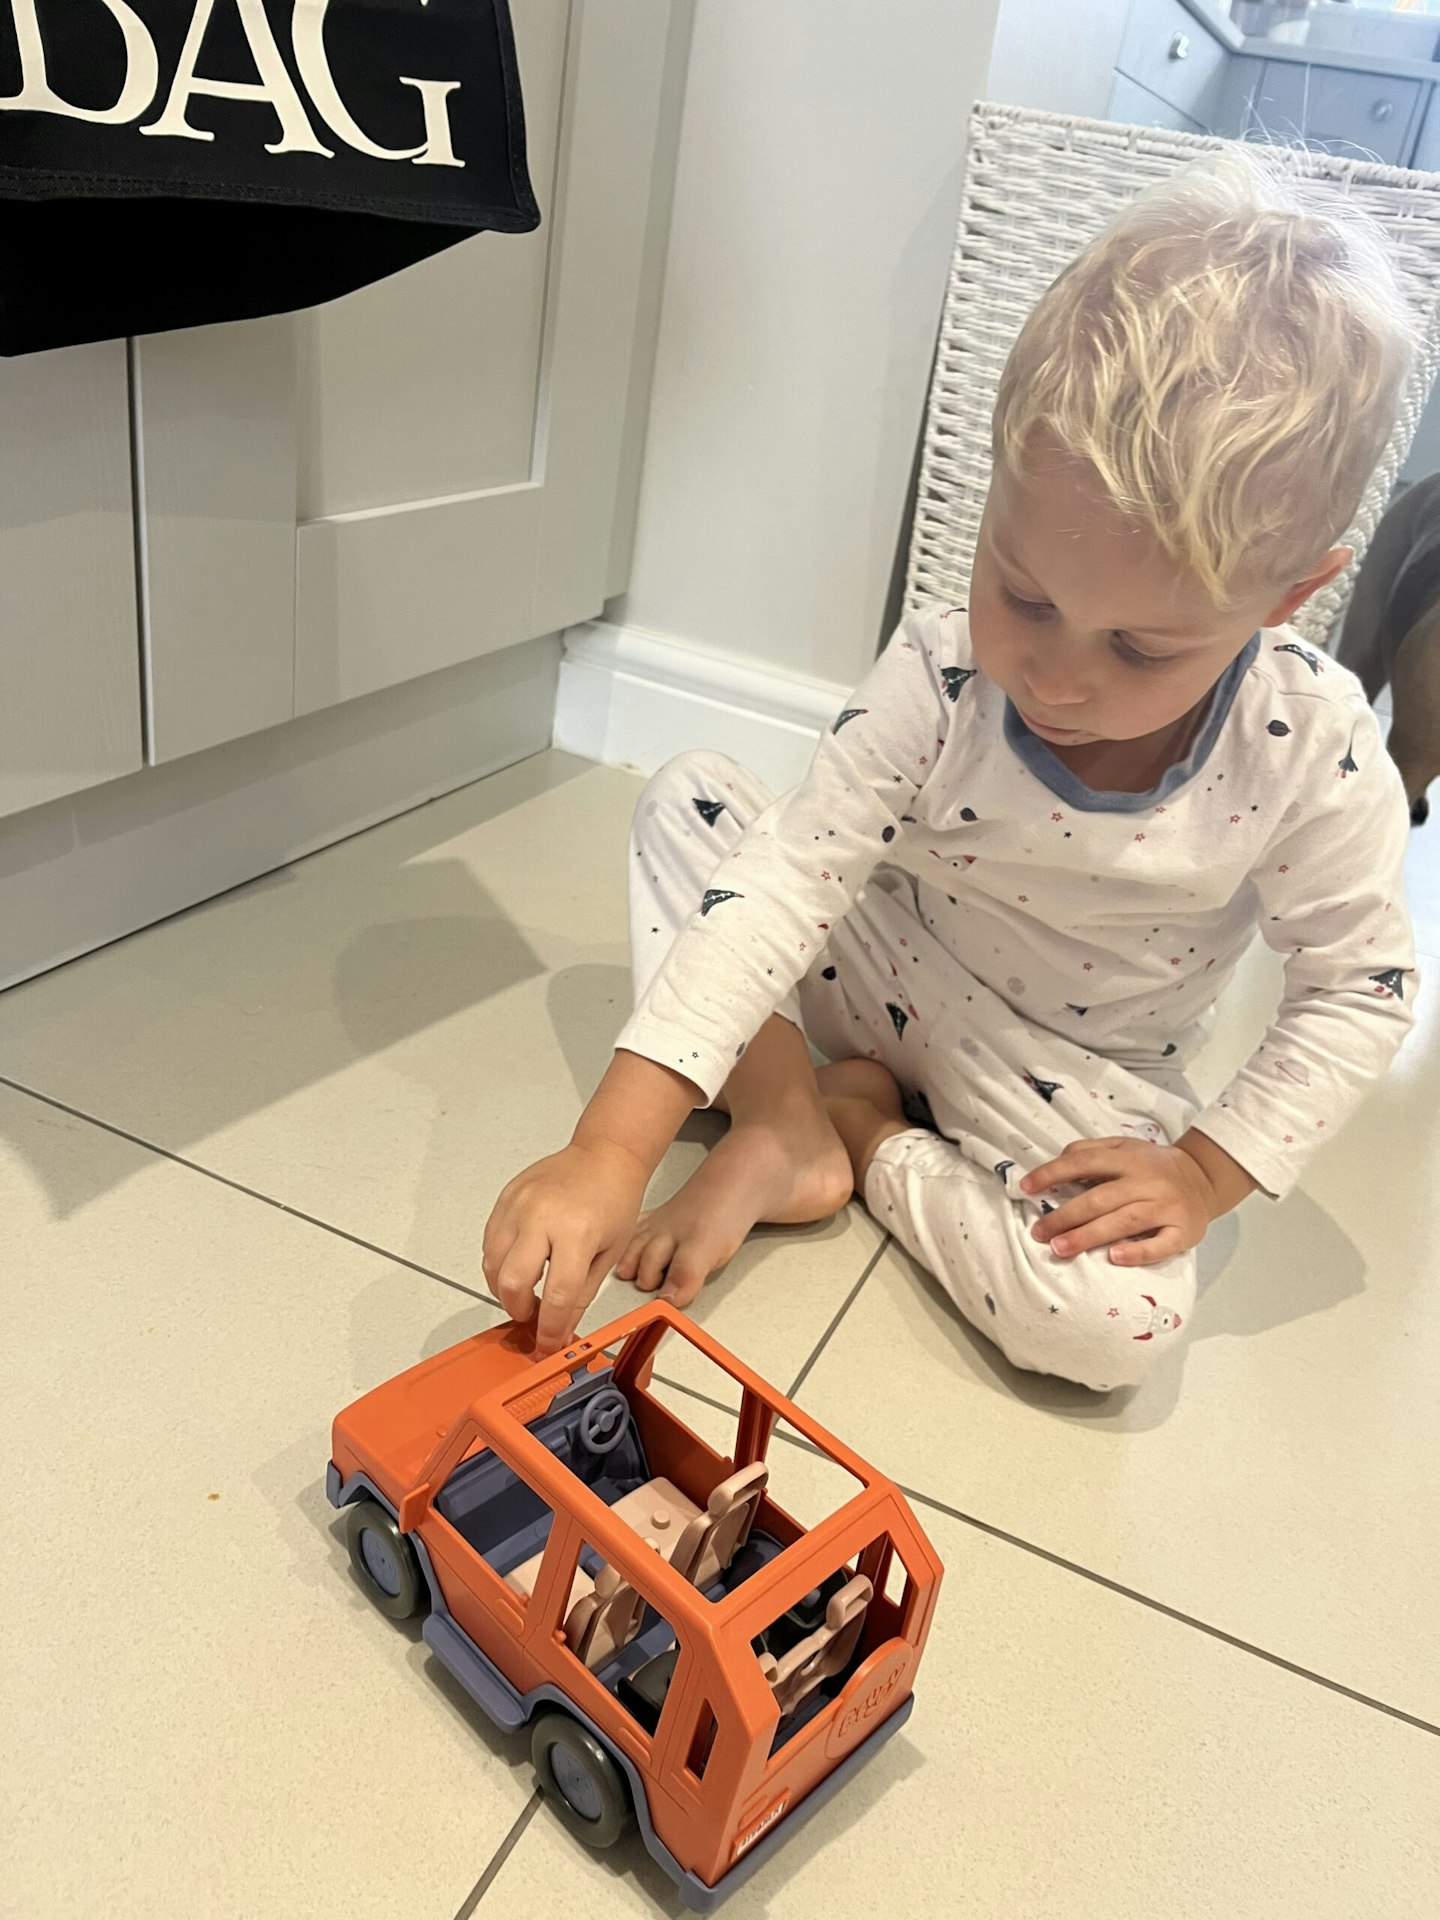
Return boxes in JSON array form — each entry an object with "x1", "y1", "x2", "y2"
[
  {"x1": 1108, "y1": 71, "x2": 1204, "y2": 135},
  {"x1": 1117, "y1": 0, "x2": 1231, "y2": 127},
  {"x1": 1253, "y1": 61, "x2": 1420, "y2": 166}
]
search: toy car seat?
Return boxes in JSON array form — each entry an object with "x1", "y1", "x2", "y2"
[
  {"x1": 563, "y1": 1564, "x2": 647, "y2": 1670},
  {"x1": 757, "y1": 1574, "x2": 872, "y2": 1718},
  {"x1": 670, "y1": 1462, "x2": 769, "y2": 1592}
]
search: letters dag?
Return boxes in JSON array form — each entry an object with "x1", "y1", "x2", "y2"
[{"x1": 0, "y1": 0, "x2": 464, "y2": 167}]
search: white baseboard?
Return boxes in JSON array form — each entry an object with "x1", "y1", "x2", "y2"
[
  {"x1": 0, "y1": 636, "x2": 559, "y2": 993},
  {"x1": 554, "y1": 620, "x2": 850, "y2": 793}
]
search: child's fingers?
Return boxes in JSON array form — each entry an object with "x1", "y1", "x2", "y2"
[
  {"x1": 494, "y1": 1230, "x2": 548, "y2": 1324},
  {"x1": 1030, "y1": 1178, "x2": 1142, "y2": 1244},
  {"x1": 534, "y1": 1242, "x2": 593, "y2": 1356},
  {"x1": 481, "y1": 1220, "x2": 516, "y2": 1294},
  {"x1": 1109, "y1": 1227, "x2": 1183, "y2": 1267},
  {"x1": 1022, "y1": 1137, "x2": 1129, "y2": 1194},
  {"x1": 1046, "y1": 1200, "x2": 1157, "y2": 1259}
]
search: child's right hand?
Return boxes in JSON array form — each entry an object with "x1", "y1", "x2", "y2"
[{"x1": 481, "y1": 1138, "x2": 650, "y2": 1357}]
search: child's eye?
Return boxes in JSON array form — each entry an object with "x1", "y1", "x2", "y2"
[
  {"x1": 1003, "y1": 586, "x2": 1054, "y2": 622},
  {"x1": 1112, "y1": 634, "x2": 1166, "y2": 668}
]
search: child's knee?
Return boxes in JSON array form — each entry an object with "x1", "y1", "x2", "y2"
[
  {"x1": 941, "y1": 1241, "x2": 1195, "y2": 1392},
  {"x1": 1023, "y1": 1252, "x2": 1196, "y2": 1391},
  {"x1": 637, "y1": 749, "x2": 747, "y2": 818}
]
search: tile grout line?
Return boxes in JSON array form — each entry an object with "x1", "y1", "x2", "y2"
[
  {"x1": 0, "y1": 1072, "x2": 499, "y2": 1312},
  {"x1": 450, "y1": 1791, "x2": 542, "y2": 1920},
  {"x1": 785, "y1": 1235, "x2": 891, "y2": 1401},
  {"x1": 12, "y1": 1074, "x2": 1433, "y2": 1741},
  {"x1": 653, "y1": 1370, "x2": 1440, "y2": 1742},
  {"x1": 896, "y1": 1481, "x2": 1440, "y2": 1741}
]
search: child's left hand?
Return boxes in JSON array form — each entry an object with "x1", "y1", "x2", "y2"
[{"x1": 1021, "y1": 1137, "x2": 1228, "y2": 1267}]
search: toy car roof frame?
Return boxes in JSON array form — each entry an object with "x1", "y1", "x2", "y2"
[{"x1": 397, "y1": 1300, "x2": 906, "y2": 1635}]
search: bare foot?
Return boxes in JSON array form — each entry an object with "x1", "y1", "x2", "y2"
[
  {"x1": 816, "y1": 1059, "x2": 910, "y2": 1189},
  {"x1": 615, "y1": 1096, "x2": 853, "y2": 1308}
]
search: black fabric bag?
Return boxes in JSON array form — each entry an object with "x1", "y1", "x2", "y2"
[{"x1": 0, "y1": 0, "x2": 539, "y2": 354}]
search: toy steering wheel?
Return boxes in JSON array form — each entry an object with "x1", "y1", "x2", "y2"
[{"x1": 578, "y1": 1388, "x2": 630, "y2": 1456}]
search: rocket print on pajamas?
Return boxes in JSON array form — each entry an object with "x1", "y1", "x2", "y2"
[
  {"x1": 832, "y1": 708, "x2": 868, "y2": 733},
  {"x1": 1273, "y1": 641, "x2": 1322, "y2": 675},
  {"x1": 1023, "y1": 1070, "x2": 1063, "y2": 1104},
  {"x1": 693, "y1": 798, "x2": 728, "y2": 826},
  {"x1": 940, "y1": 666, "x2": 978, "y2": 701},
  {"x1": 1369, "y1": 968, "x2": 1411, "y2": 1000},
  {"x1": 1131, "y1": 1294, "x2": 1183, "y2": 1340},
  {"x1": 701, "y1": 889, "x2": 744, "y2": 915}
]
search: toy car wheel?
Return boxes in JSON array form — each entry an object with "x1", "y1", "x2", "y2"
[
  {"x1": 345, "y1": 1501, "x2": 426, "y2": 1620},
  {"x1": 531, "y1": 1711, "x2": 634, "y2": 1849}
]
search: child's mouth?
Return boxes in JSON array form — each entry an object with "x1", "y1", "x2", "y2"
[{"x1": 1020, "y1": 709, "x2": 1086, "y2": 742}]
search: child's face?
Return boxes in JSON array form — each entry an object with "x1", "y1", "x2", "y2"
[{"x1": 968, "y1": 454, "x2": 1344, "y2": 748}]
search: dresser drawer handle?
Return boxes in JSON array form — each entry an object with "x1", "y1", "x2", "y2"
[
  {"x1": 1169, "y1": 32, "x2": 1190, "y2": 60},
  {"x1": 1372, "y1": 99, "x2": 1396, "y2": 123}
]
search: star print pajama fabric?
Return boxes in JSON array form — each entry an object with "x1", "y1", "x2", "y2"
[{"x1": 619, "y1": 608, "x2": 1417, "y2": 1392}]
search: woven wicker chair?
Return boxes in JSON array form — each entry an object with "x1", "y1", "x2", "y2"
[{"x1": 905, "y1": 102, "x2": 1440, "y2": 649}]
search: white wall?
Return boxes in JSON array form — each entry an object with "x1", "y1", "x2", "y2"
[
  {"x1": 607, "y1": 0, "x2": 1003, "y2": 694},
  {"x1": 986, "y1": 0, "x2": 1132, "y2": 120}
]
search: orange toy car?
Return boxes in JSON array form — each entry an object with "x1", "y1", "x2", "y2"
[{"x1": 327, "y1": 1300, "x2": 942, "y2": 1910}]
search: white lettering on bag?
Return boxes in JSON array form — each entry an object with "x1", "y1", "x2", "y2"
[
  {"x1": 292, "y1": 0, "x2": 462, "y2": 168},
  {"x1": 0, "y1": 0, "x2": 467, "y2": 170},
  {"x1": 140, "y1": 0, "x2": 335, "y2": 156},
  {"x1": 0, "y1": 0, "x2": 159, "y2": 124}
]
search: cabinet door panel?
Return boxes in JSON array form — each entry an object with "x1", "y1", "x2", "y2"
[
  {"x1": 1116, "y1": 0, "x2": 1230, "y2": 127},
  {"x1": 136, "y1": 0, "x2": 676, "y2": 753},
  {"x1": 0, "y1": 343, "x2": 143, "y2": 817},
  {"x1": 132, "y1": 316, "x2": 298, "y2": 764},
  {"x1": 1108, "y1": 72, "x2": 1204, "y2": 134}
]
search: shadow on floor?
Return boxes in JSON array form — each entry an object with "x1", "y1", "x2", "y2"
[
  {"x1": 546, "y1": 961, "x2": 633, "y2": 1103},
  {"x1": 883, "y1": 1178, "x2": 1367, "y2": 1434},
  {"x1": 0, "y1": 853, "x2": 546, "y2": 1220}
]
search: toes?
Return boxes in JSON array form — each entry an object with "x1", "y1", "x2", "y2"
[
  {"x1": 636, "y1": 1234, "x2": 676, "y2": 1293},
  {"x1": 614, "y1": 1214, "x2": 656, "y2": 1281},
  {"x1": 660, "y1": 1257, "x2": 708, "y2": 1310}
]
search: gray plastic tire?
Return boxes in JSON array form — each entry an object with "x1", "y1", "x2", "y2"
[
  {"x1": 345, "y1": 1500, "x2": 426, "y2": 1620},
  {"x1": 531, "y1": 1711, "x2": 635, "y2": 1849}
]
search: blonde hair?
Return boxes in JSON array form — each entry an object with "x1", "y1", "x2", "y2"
[{"x1": 992, "y1": 147, "x2": 1419, "y2": 601}]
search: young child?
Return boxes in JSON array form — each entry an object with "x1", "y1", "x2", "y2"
[{"x1": 483, "y1": 152, "x2": 1419, "y2": 1391}]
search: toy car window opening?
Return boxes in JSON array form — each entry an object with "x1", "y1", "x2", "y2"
[
  {"x1": 440, "y1": 1344, "x2": 893, "y2": 1631},
  {"x1": 434, "y1": 1368, "x2": 652, "y2": 1594}
]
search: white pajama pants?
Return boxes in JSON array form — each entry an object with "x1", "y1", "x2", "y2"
[{"x1": 630, "y1": 752, "x2": 1200, "y2": 1392}]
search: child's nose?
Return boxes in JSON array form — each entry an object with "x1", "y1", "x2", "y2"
[{"x1": 1024, "y1": 665, "x2": 1088, "y2": 710}]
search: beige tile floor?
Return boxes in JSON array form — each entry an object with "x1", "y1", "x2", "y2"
[{"x1": 2, "y1": 747, "x2": 1437, "y2": 1916}]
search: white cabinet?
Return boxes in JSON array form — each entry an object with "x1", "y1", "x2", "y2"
[
  {"x1": 132, "y1": 0, "x2": 675, "y2": 764},
  {"x1": 0, "y1": 343, "x2": 143, "y2": 815}
]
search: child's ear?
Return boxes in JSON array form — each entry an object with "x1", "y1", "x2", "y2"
[{"x1": 1260, "y1": 546, "x2": 1353, "y2": 628}]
